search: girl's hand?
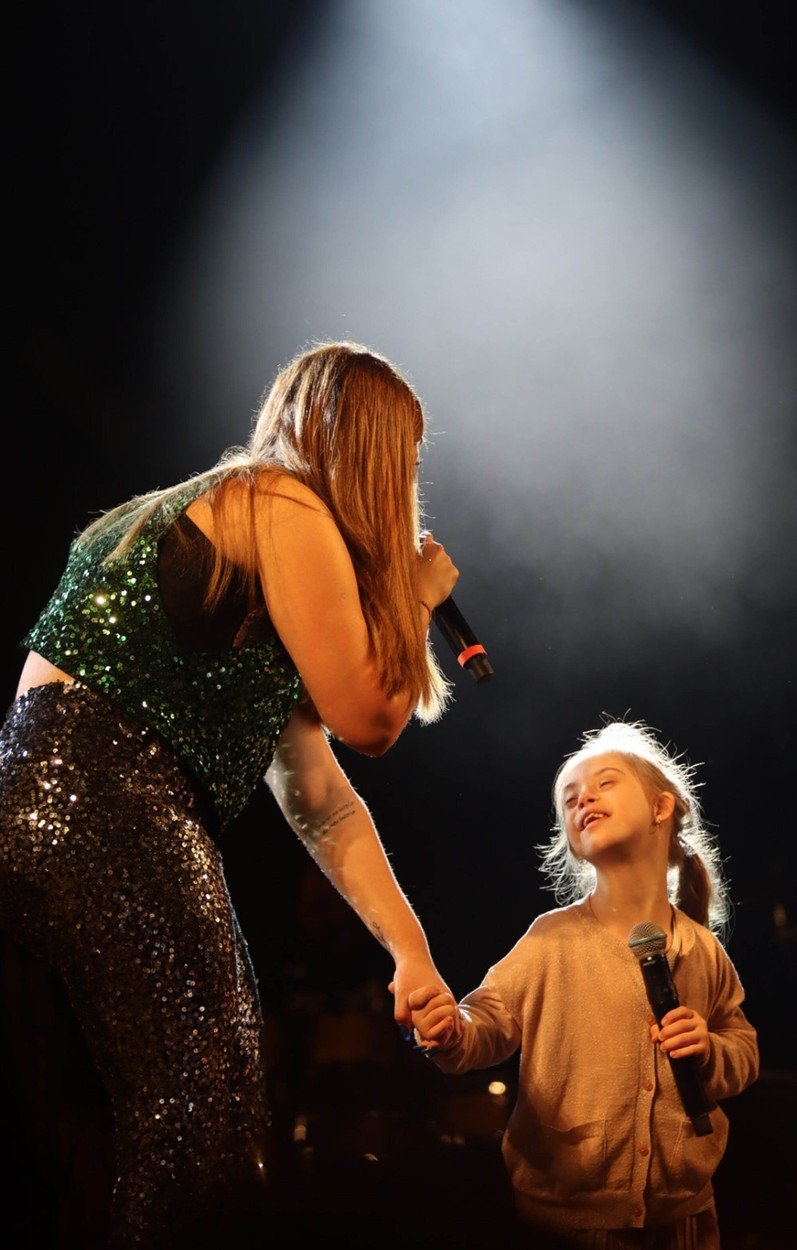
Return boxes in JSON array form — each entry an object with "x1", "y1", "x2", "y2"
[
  {"x1": 415, "y1": 533, "x2": 459, "y2": 611},
  {"x1": 407, "y1": 985, "x2": 463, "y2": 1052},
  {"x1": 649, "y1": 1006, "x2": 711, "y2": 1065}
]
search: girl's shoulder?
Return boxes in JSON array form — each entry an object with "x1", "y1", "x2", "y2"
[
  {"x1": 486, "y1": 903, "x2": 590, "y2": 991},
  {"x1": 673, "y1": 907, "x2": 729, "y2": 962},
  {"x1": 511, "y1": 900, "x2": 588, "y2": 949}
]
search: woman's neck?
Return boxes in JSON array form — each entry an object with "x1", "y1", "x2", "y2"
[{"x1": 589, "y1": 863, "x2": 673, "y2": 946}]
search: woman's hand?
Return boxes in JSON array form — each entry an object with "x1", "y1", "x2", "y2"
[
  {"x1": 415, "y1": 533, "x2": 459, "y2": 611},
  {"x1": 649, "y1": 1006, "x2": 711, "y2": 1066},
  {"x1": 388, "y1": 953, "x2": 454, "y2": 1032}
]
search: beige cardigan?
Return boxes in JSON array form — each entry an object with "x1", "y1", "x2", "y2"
[{"x1": 431, "y1": 901, "x2": 758, "y2": 1233}]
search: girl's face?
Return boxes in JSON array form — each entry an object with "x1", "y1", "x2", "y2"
[{"x1": 559, "y1": 751, "x2": 671, "y2": 866}]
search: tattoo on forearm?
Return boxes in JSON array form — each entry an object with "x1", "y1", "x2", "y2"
[
  {"x1": 299, "y1": 799, "x2": 356, "y2": 845},
  {"x1": 368, "y1": 919, "x2": 389, "y2": 951}
]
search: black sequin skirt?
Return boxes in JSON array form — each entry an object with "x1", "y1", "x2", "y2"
[{"x1": 0, "y1": 681, "x2": 270, "y2": 1248}]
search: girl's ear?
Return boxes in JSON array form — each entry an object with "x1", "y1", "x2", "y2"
[{"x1": 654, "y1": 790, "x2": 677, "y2": 823}]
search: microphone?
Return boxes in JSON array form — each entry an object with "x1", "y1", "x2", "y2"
[
  {"x1": 432, "y1": 596, "x2": 493, "y2": 683},
  {"x1": 628, "y1": 922, "x2": 714, "y2": 1137}
]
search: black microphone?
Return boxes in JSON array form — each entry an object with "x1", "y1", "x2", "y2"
[
  {"x1": 432, "y1": 596, "x2": 493, "y2": 683},
  {"x1": 628, "y1": 922, "x2": 714, "y2": 1137}
]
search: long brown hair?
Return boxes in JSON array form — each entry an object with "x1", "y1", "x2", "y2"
[
  {"x1": 77, "y1": 341, "x2": 450, "y2": 721},
  {"x1": 541, "y1": 721, "x2": 730, "y2": 938}
]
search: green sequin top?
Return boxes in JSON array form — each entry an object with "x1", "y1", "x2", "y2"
[{"x1": 23, "y1": 480, "x2": 302, "y2": 830}]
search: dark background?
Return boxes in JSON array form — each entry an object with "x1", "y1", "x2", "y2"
[{"x1": 5, "y1": 2, "x2": 796, "y2": 1246}]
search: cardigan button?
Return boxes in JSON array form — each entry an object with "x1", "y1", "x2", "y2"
[
  {"x1": 643, "y1": 1080, "x2": 654, "y2": 1092},
  {"x1": 639, "y1": 1145, "x2": 650, "y2": 1157},
  {"x1": 632, "y1": 1206, "x2": 644, "y2": 1218}
]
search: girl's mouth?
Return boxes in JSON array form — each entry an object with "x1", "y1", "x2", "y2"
[{"x1": 582, "y1": 811, "x2": 609, "y2": 829}]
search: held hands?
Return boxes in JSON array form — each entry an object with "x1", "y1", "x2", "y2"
[
  {"x1": 649, "y1": 1006, "x2": 711, "y2": 1066},
  {"x1": 416, "y1": 533, "x2": 459, "y2": 613},
  {"x1": 388, "y1": 953, "x2": 454, "y2": 1031},
  {"x1": 388, "y1": 962, "x2": 463, "y2": 1052},
  {"x1": 407, "y1": 984, "x2": 464, "y2": 1052}
]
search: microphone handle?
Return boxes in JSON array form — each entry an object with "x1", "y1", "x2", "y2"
[
  {"x1": 432, "y1": 596, "x2": 493, "y2": 683},
  {"x1": 639, "y1": 955, "x2": 714, "y2": 1136}
]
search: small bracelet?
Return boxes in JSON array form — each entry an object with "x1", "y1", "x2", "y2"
[{"x1": 418, "y1": 599, "x2": 433, "y2": 620}]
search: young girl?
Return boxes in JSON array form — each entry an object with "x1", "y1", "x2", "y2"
[{"x1": 409, "y1": 722, "x2": 758, "y2": 1249}]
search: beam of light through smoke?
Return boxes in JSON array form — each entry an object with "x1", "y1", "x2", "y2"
[{"x1": 152, "y1": 0, "x2": 797, "y2": 673}]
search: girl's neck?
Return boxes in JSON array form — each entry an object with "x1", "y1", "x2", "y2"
[{"x1": 589, "y1": 865, "x2": 673, "y2": 946}]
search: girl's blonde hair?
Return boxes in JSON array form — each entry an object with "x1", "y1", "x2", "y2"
[
  {"x1": 541, "y1": 721, "x2": 730, "y2": 937},
  {"x1": 76, "y1": 341, "x2": 450, "y2": 722}
]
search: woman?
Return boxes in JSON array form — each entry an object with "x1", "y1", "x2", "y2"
[{"x1": 1, "y1": 341, "x2": 458, "y2": 1247}]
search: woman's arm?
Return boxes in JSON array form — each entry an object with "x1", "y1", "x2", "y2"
[
  {"x1": 265, "y1": 701, "x2": 451, "y2": 1025},
  {"x1": 254, "y1": 475, "x2": 456, "y2": 755}
]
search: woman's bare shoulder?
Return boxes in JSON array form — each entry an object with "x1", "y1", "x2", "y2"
[
  {"x1": 251, "y1": 469, "x2": 332, "y2": 517},
  {"x1": 189, "y1": 471, "x2": 334, "y2": 560},
  {"x1": 197, "y1": 468, "x2": 329, "y2": 513}
]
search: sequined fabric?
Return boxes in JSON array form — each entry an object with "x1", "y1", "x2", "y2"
[
  {"x1": 23, "y1": 480, "x2": 302, "y2": 830},
  {"x1": 0, "y1": 681, "x2": 271, "y2": 1247}
]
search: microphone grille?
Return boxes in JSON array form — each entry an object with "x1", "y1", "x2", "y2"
[{"x1": 628, "y1": 922, "x2": 667, "y2": 960}]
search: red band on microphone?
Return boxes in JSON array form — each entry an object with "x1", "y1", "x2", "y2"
[{"x1": 457, "y1": 643, "x2": 486, "y2": 667}]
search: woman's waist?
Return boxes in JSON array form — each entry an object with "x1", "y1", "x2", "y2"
[
  {"x1": 14, "y1": 650, "x2": 74, "y2": 701},
  {"x1": 1, "y1": 677, "x2": 217, "y2": 835}
]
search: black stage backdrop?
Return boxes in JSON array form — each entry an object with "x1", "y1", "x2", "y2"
[{"x1": 6, "y1": 4, "x2": 796, "y2": 1247}]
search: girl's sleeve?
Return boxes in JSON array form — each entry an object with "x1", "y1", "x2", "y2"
[
  {"x1": 431, "y1": 980, "x2": 522, "y2": 1075},
  {"x1": 701, "y1": 944, "x2": 759, "y2": 1102}
]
